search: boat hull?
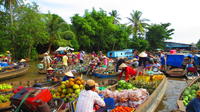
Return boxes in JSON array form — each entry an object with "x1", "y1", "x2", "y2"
[
  {"x1": 0, "y1": 66, "x2": 29, "y2": 81},
  {"x1": 164, "y1": 68, "x2": 186, "y2": 78},
  {"x1": 92, "y1": 72, "x2": 119, "y2": 78},
  {"x1": 135, "y1": 76, "x2": 168, "y2": 112},
  {"x1": 177, "y1": 77, "x2": 200, "y2": 111}
]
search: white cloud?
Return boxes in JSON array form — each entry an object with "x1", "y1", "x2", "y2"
[{"x1": 29, "y1": 0, "x2": 200, "y2": 44}]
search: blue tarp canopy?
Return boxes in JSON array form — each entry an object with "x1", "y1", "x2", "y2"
[
  {"x1": 194, "y1": 55, "x2": 200, "y2": 66},
  {"x1": 0, "y1": 62, "x2": 9, "y2": 67},
  {"x1": 166, "y1": 55, "x2": 185, "y2": 67},
  {"x1": 184, "y1": 54, "x2": 193, "y2": 58}
]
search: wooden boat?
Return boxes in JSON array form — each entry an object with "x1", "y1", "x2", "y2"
[
  {"x1": 164, "y1": 68, "x2": 187, "y2": 78},
  {"x1": 0, "y1": 65, "x2": 29, "y2": 81},
  {"x1": 107, "y1": 76, "x2": 168, "y2": 112},
  {"x1": 133, "y1": 76, "x2": 167, "y2": 112},
  {"x1": 177, "y1": 77, "x2": 200, "y2": 111},
  {"x1": 92, "y1": 72, "x2": 119, "y2": 78}
]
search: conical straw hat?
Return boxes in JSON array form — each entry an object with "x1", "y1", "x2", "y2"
[
  {"x1": 139, "y1": 52, "x2": 147, "y2": 57},
  {"x1": 119, "y1": 63, "x2": 128, "y2": 68}
]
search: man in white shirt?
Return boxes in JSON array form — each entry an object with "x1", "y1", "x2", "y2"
[{"x1": 76, "y1": 79, "x2": 105, "y2": 112}]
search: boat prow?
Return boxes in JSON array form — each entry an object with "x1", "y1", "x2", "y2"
[
  {"x1": 177, "y1": 77, "x2": 200, "y2": 111},
  {"x1": 164, "y1": 68, "x2": 187, "y2": 78},
  {"x1": 135, "y1": 76, "x2": 168, "y2": 112},
  {"x1": 0, "y1": 66, "x2": 29, "y2": 81}
]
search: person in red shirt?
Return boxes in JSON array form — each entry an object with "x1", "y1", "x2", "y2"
[{"x1": 118, "y1": 63, "x2": 137, "y2": 81}]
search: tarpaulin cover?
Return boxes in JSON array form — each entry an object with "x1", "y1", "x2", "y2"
[
  {"x1": 194, "y1": 55, "x2": 200, "y2": 66},
  {"x1": 166, "y1": 55, "x2": 184, "y2": 67},
  {"x1": 0, "y1": 62, "x2": 9, "y2": 67},
  {"x1": 186, "y1": 98, "x2": 200, "y2": 112}
]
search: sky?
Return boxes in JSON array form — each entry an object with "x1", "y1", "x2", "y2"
[{"x1": 27, "y1": 0, "x2": 200, "y2": 44}]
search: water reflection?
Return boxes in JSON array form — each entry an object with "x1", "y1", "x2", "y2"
[{"x1": 156, "y1": 78, "x2": 187, "y2": 112}]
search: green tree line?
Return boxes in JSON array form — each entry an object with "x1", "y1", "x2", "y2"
[{"x1": 0, "y1": 1, "x2": 174, "y2": 60}]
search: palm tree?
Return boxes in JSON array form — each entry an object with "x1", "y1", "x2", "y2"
[
  {"x1": 46, "y1": 14, "x2": 70, "y2": 53},
  {"x1": 1, "y1": 0, "x2": 22, "y2": 25},
  {"x1": 127, "y1": 10, "x2": 149, "y2": 38},
  {"x1": 109, "y1": 10, "x2": 121, "y2": 24}
]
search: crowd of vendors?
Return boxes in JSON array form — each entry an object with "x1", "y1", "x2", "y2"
[
  {"x1": 0, "y1": 48, "x2": 200, "y2": 112},
  {"x1": 0, "y1": 51, "x2": 27, "y2": 72}
]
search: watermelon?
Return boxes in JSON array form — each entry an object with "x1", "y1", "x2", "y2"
[{"x1": 183, "y1": 90, "x2": 190, "y2": 96}]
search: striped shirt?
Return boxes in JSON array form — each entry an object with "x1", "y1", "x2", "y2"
[{"x1": 76, "y1": 90, "x2": 105, "y2": 112}]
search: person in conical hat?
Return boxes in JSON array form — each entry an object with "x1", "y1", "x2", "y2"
[
  {"x1": 132, "y1": 58, "x2": 139, "y2": 68},
  {"x1": 42, "y1": 52, "x2": 52, "y2": 70},
  {"x1": 118, "y1": 63, "x2": 137, "y2": 81},
  {"x1": 116, "y1": 57, "x2": 125, "y2": 72},
  {"x1": 6, "y1": 51, "x2": 12, "y2": 63},
  {"x1": 47, "y1": 67, "x2": 54, "y2": 74},
  {"x1": 62, "y1": 71, "x2": 75, "y2": 81},
  {"x1": 138, "y1": 51, "x2": 148, "y2": 67},
  {"x1": 6, "y1": 51, "x2": 10, "y2": 54},
  {"x1": 20, "y1": 59, "x2": 26, "y2": 63}
]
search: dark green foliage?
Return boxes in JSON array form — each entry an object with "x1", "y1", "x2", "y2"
[
  {"x1": 196, "y1": 39, "x2": 200, "y2": 49},
  {"x1": 146, "y1": 23, "x2": 174, "y2": 50},
  {"x1": 0, "y1": 0, "x2": 174, "y2": 60},
  {"x1": 130, "y1": 38, "x2": 149, "y2": 52},
  {"x1": 71, "y1": 8, "x2": 131, "y2": 52}
]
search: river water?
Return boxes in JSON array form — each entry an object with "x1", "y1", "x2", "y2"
[{"x1": 1, "y1": 63, "x2": 188, "y2": 112}]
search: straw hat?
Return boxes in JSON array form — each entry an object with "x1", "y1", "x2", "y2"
[
  {"x1": 197, "y1": 90, "x2": 200, "y2": 97},
  {"x1": 47, "y1": 67, "x2": 54, "y2": 71},
  {"x1": 64, "y1": 71, "x2": 74, "y2": 77},
  {"x1": 119, "y1": 63, "x2": 128, "y2": 68},
  {"x1": 103, "y1": 56, "x2": 107, "y2": 58},
  {"x1": 133, "y1": 58, "x2": 138, "y2": 61},
  {"x1": 44, "y1": 53, "x2": 48, "y2": 55},
  {"x1": 86, "y1": 79, "x2": 97, "y2": 87},
  {"x1": 20, "y1": 59, "x2": 26, "y2": 62},
  {"x1": 6, "y1": 51, "x2": 10, "y2": 54},
  {"x1": 139, "y1": 52, "x2": 147, "y2": 57}
]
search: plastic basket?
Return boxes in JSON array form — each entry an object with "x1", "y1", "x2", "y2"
[{"x1": 104, "y1": 98, "x2": 115, "y2": 109}]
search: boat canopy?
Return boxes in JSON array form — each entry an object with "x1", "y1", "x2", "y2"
[
  {"x1": 166, "y1": 55, "x2": 185, "y2": 67},
  {"x1": 56, "y1": 47, "x2": 74, "y2": 51}
]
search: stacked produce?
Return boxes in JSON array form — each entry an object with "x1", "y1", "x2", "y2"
[
  {"x1": 135, "y1": 76, "x2": 150, "y2": 82},
  {"x1": 117, "y1": 80, "x2": 136, "y2": 90},
  {"x1": 130, "y1": 80, "x2": 159, "y2": 94},
  {"x1": 111, "y1": 106, "x2": 135, "y2": 112},
  {"x1": 100, "y1": 89, "x2": 149, "y2": 108},
  {"x1": 51, "y1": 77, "x2": 85, "y2": 102},
  {"x1": 117, "y1": 78, "x2": 162, "y2": 94},
  {"x1": 135, "y1": 75, "x2": 164, "y2": 82},
  {"x1": 182, "y1": 82, "x2": 199, "y2": 106},
  {"x1": 0, "y1": 84, "x2": 13, "y2": 92},
  {"x1": 0, "y1": 93, "x2": 13, "y2": 108},
  {"x1": 152, "y1": 75, "x2": 164, "y2": 81}
]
